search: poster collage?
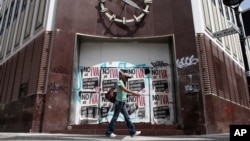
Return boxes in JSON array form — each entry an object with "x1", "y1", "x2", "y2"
[{"x1": 76, "y1": 62, "x2": 174, "y2": 125}]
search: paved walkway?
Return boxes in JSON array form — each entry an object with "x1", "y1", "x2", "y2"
[{"x1": 0, "y1": 132, "x2": 229, "y2": 141}]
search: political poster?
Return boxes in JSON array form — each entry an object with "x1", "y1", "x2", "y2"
[
  {"x1": 126, "y1": 68, "x2": 150, "y2": 123},
  {"x1": 99, "y1": 67, "x2": 119, "y2": 123},
  {"x1": 75, "y1": 62, "x2": 174, "y2": 125},
  {"x1": 79, "y1": 66, "x2": 100, "y2": 124},
  {"x1": 79, "y1": 92, "x2": 99, "y2": 124},
  {"x1": 150, "y1": 68, "x2": 174, "y2": 124}
]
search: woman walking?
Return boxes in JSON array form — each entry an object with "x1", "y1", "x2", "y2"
[{"x1": 106, "y1": 69, "x2": 141, "y2": 137}]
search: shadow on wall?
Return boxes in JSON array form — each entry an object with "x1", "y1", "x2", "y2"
[{"x1": 182, "y1": 103, "x2": 205, "y2": 135}]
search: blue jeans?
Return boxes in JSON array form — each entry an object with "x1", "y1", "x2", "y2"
[{"x1": 106, "y1": 100, "x2": 136, "y2": 136}]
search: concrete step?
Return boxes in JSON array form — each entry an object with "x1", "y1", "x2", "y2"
[{"x1": 50, "y1": 123, "x2": 186, "y2": 136}]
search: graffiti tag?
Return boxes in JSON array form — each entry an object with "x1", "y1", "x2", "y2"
[
  {"x1": 51, "y1": 65, "x2": 69, "y2": 74},
  {"x1": 176, "y1": 55, "x2": 199, "y2": 69},
  {"x1": 48, "y1": 81, "x2": 69, "y2": 94},
  {"x1": 151, "y1": 61, "x2": 169, "y2": 68}
]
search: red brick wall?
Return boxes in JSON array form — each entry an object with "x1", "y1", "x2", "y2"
[
  {"x1": 197, "y1": 33, "x2": 250, "y2": 133},
  {"x1": 0, "y1": 32, "x2": 50, "y2": 132}
]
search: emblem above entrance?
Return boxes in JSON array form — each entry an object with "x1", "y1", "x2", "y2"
[{"x1": 99, "y1": 0, "x2": 152, "y2": 24}]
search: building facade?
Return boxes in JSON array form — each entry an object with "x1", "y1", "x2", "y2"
[{"x1": 0, "y1": 0, "x2": 250, "y2": 135}]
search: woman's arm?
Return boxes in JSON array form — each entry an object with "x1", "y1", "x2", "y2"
[{"x1": 119, "y1": 84, "x2": 140, "y2": 96}]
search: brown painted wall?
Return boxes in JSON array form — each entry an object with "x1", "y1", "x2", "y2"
[
  {"x1": 197, "y1": 33, "x2": 250, "y2": 133},
  {"x1": 205, "y1": 95, "x2": 250, "y2": 133},
  {"x1": 42, "y1": 30, "x2": 75, "y2": 132},
  {"x1": 1, "y1": 0, "x2": 249, "y2": 135},
  {"x1": 0, "y1": 0, "x2": 206, "y2": 134},
  {"x1": 41, "y1": 0, "x2": 204, "y2": 134},
  {"x1": 0, "y1": 33, "x2": 49, "y2": 132},
  {"x1": 55, "y1": 0, "x2": 174, "y2": 37}
]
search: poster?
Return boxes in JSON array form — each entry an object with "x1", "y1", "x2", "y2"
[
  {"x1": 99, "y1": 67, "x2": 150, "y2": 123},
  {"x1": 99, "y1": 67, "x2": 119, "y2": 123},
  {"x1": 79, "y1": 92, "x2": 99, "y2": 124},
  {"x1": 75, "y1": 62, "x2": 174, "y2": 125},
  {"x1": 150, "y1": 68, "x2": 174, "y2": 124},
  {"x1": 79, "y1": 66, "x2": 100, "y2": 124},
  {"x1": 126, "y1": 68, "x2": 150, "y2": 123}
]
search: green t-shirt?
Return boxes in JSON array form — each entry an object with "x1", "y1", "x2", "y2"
[{"x1": 116, "y1": 80, "x2": 127, "y2": 102}]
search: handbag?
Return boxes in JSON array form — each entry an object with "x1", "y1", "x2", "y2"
[{"x1": 105, "y1": 88, "x2": 116, "y2": 103}]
